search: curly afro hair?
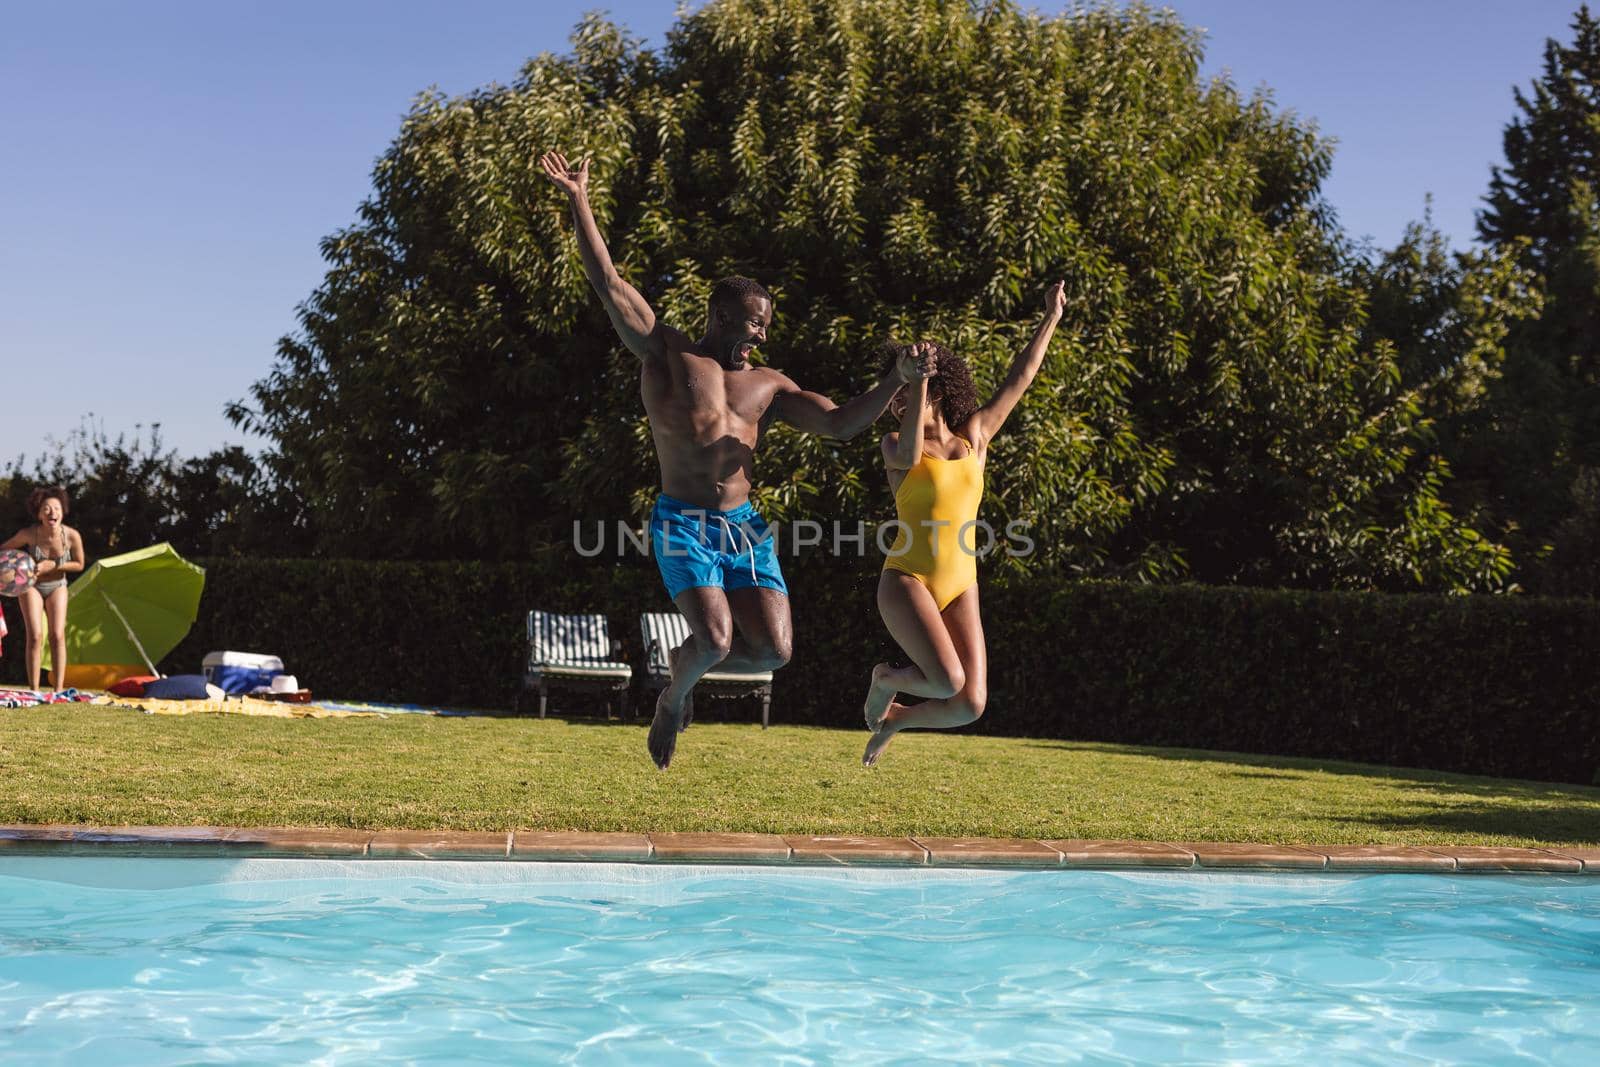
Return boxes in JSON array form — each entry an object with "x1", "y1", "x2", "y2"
[
  {"x1": 880, "y1": 341, "x2": 980, "y2": 431},
  {"x1": 26, "y1": 485, "x2": 69, "y2": 521}
]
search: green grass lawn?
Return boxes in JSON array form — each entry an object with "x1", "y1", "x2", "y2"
[{"x1": 2, "y1": 705, "x2": 1597, "y2": 847}]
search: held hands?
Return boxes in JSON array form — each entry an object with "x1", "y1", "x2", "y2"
[
  {"x1": 1045, "y1": 279, "x2": 1066, "y2": 318},
  {"x1": 895, "y1": 342, "x2": 937, "y2": 384},
  {"x1": 539, "y1": 151, "x2": 590, "y2": 199}
]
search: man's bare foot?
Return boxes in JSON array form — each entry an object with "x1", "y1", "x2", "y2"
[
  {"x1": 863, "y1": 662, "x2": 894, "y2": 731},
  {"x1": 668, "y1": 643, "x2": 694, "y2": 731},
  {"x1": 648, "y1": 686, "x2": 685, "y2": 769},
  {"x1": 862, "y1": 724, "x2": 896, "y2": 767}
]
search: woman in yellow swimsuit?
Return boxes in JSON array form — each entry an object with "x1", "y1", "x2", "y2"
[{"x1": 862, "y1": 281, "x2": 1065, "y2": 765}]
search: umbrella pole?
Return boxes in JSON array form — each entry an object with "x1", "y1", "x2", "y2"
[{"x1": 100, "y1": 590, "x2": 160, "y2": 677}]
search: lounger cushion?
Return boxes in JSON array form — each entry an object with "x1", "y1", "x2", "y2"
[
  {"x1": 699, "y1": 671, "x2": 775, "y2": 684},
  {"x1": 530, "y1": 662, "x2": 633, "y2": 679}
]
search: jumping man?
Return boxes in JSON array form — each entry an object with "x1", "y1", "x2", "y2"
[{"x1": 540, "y1": 151, "x2": 931, "y2": 769}]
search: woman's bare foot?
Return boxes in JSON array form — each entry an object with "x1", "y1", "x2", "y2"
[
  {"x1": 863, "y1": 662, "x2": 894, "y2": 731},
  {"x1": 862, "y1": 722, "x2": 897, "y2": 767}
]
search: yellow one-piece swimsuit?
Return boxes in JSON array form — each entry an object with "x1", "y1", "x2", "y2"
[{"x1": 882, "y1": 434, "x2": 985, "y2": 611}]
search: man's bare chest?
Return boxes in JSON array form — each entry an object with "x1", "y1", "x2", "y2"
[{"x1": 644, "y1": 359, "x2": 777, "y2": 427}]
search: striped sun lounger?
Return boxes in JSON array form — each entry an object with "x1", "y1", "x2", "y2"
[{"x1": 523, "y1": 611, "x2": 633, "y2": 720}]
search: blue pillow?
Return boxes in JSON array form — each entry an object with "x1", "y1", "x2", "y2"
[{"x1": 142, "y1": 674, "x2": 214, "y2": 700}]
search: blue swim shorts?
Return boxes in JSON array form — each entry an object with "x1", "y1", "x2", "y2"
[{"x1": 650, "y1": 495, "x2": 788, "y2": 600}]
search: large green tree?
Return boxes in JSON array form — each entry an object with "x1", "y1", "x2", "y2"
[
  {"x1": 237, "y1": 0, "x2": 1515, "y2": 590},
  {"x1": 1354, "y1": 217, "x2": 1539, "y2": 581},
  {"x1": 1472, "y1": 4, "x2": 1600, "y2": 593}
]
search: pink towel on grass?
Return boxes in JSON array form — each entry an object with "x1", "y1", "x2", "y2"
[{"x1": 0, "y1": 688, "x2": 95, "y2": 708}]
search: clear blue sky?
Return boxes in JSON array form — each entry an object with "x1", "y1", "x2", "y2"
[{"x1": 0, "y1": 1, "x2": 1582, "y2": 463}]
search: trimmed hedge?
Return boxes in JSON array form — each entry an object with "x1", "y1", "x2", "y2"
[
  {"x1": 788, "y1": 561, "x2": 1600, "y2": 785},
  {"x1": 7, "y1": 554, "x2": 1597, "y2": 785},
  {"x1": 984, "y1": 581, "x2": 1600, "y2": 786}
]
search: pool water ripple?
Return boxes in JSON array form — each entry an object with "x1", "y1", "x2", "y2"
[{"x1": 0, "y1": 860, "x2": 1596, "y2": 1064}]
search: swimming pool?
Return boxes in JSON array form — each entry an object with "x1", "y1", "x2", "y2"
[{"x1": 1, "y1": 858, "x2": 1596, "y2": 1064}]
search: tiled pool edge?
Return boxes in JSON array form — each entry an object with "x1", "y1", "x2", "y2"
[{"x1": 1, "y1": 825, "x2": 1596, "y2": 874}]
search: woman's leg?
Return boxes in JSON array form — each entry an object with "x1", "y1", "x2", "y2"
[
  {"x1": 864, "y1": 584, "x2": 987, "y2": 766},
  {"x1": 863, "y1": 571, "x2": 967, "y2": 731},
  {"x1": 42, "y1": 586, "x2": 69, "y2": 692},
  {"x1": 18, "y1": 587, "x2": 43, "y2": 691}
]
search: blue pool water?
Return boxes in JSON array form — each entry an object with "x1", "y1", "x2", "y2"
[{"x1": 0, "y1": 859, "x2": 1597, "y2": 1064}]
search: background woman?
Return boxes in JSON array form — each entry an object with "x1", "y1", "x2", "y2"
[
  {"x1": 2, "y1": 487, "x2": 86, "y2": 691},
  {"x1": 862, "y1": 281, "x2": 1066, "y2": 765}
]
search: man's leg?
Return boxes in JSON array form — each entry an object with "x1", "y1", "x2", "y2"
[
  {"x1": 720, "y1": 509, "x2": 792, "y2": 673},
  {"x1": 666, "y1": 587, "x2": 792, "y2": 733},
  {"x1": 648, "y1": 585, "x2": 735, "y2": 769},
  {"x1": 671, "y1": 587, "x2": 790, "y2": 733},
  {"x1": 723, "y1": 586, "x2": 793, "y2": 673}
]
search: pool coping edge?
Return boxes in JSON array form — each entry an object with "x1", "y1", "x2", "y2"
[{"x1": 0, "y1": 825, "x2": 1594, "y2": 874}]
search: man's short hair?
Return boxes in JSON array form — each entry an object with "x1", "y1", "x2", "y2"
[{"x1": 709, "y1": 275, "x2": 772, "y2": 311}]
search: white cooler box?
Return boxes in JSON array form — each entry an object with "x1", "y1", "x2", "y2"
[{"x1": 202, "y1": 651, "x2": 285, "y2": 695}]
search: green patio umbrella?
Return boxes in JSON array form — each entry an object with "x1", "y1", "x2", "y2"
[{"x1": 45, "y1": 543, "x2": 206, "y2": 676}]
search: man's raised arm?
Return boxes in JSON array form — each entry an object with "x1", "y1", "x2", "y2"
[
  {"x1": 770, "y1": 347, "x2": 934, "y2": 440},
  {"x1": 539, "y1": 151, "x2": 662, "y2": 362}
]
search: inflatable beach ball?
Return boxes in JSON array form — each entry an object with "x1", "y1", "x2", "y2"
[{"x1": 0, "y1": 549, "x2": 36, "y2": 597}]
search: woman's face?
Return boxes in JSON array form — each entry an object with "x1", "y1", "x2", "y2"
[
  {"x1": 36, "y1": 497, "x2": 63, "y2": 526},
  {"x1": 888, "y1": 389, "x2": 933, "y2": 423}
]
